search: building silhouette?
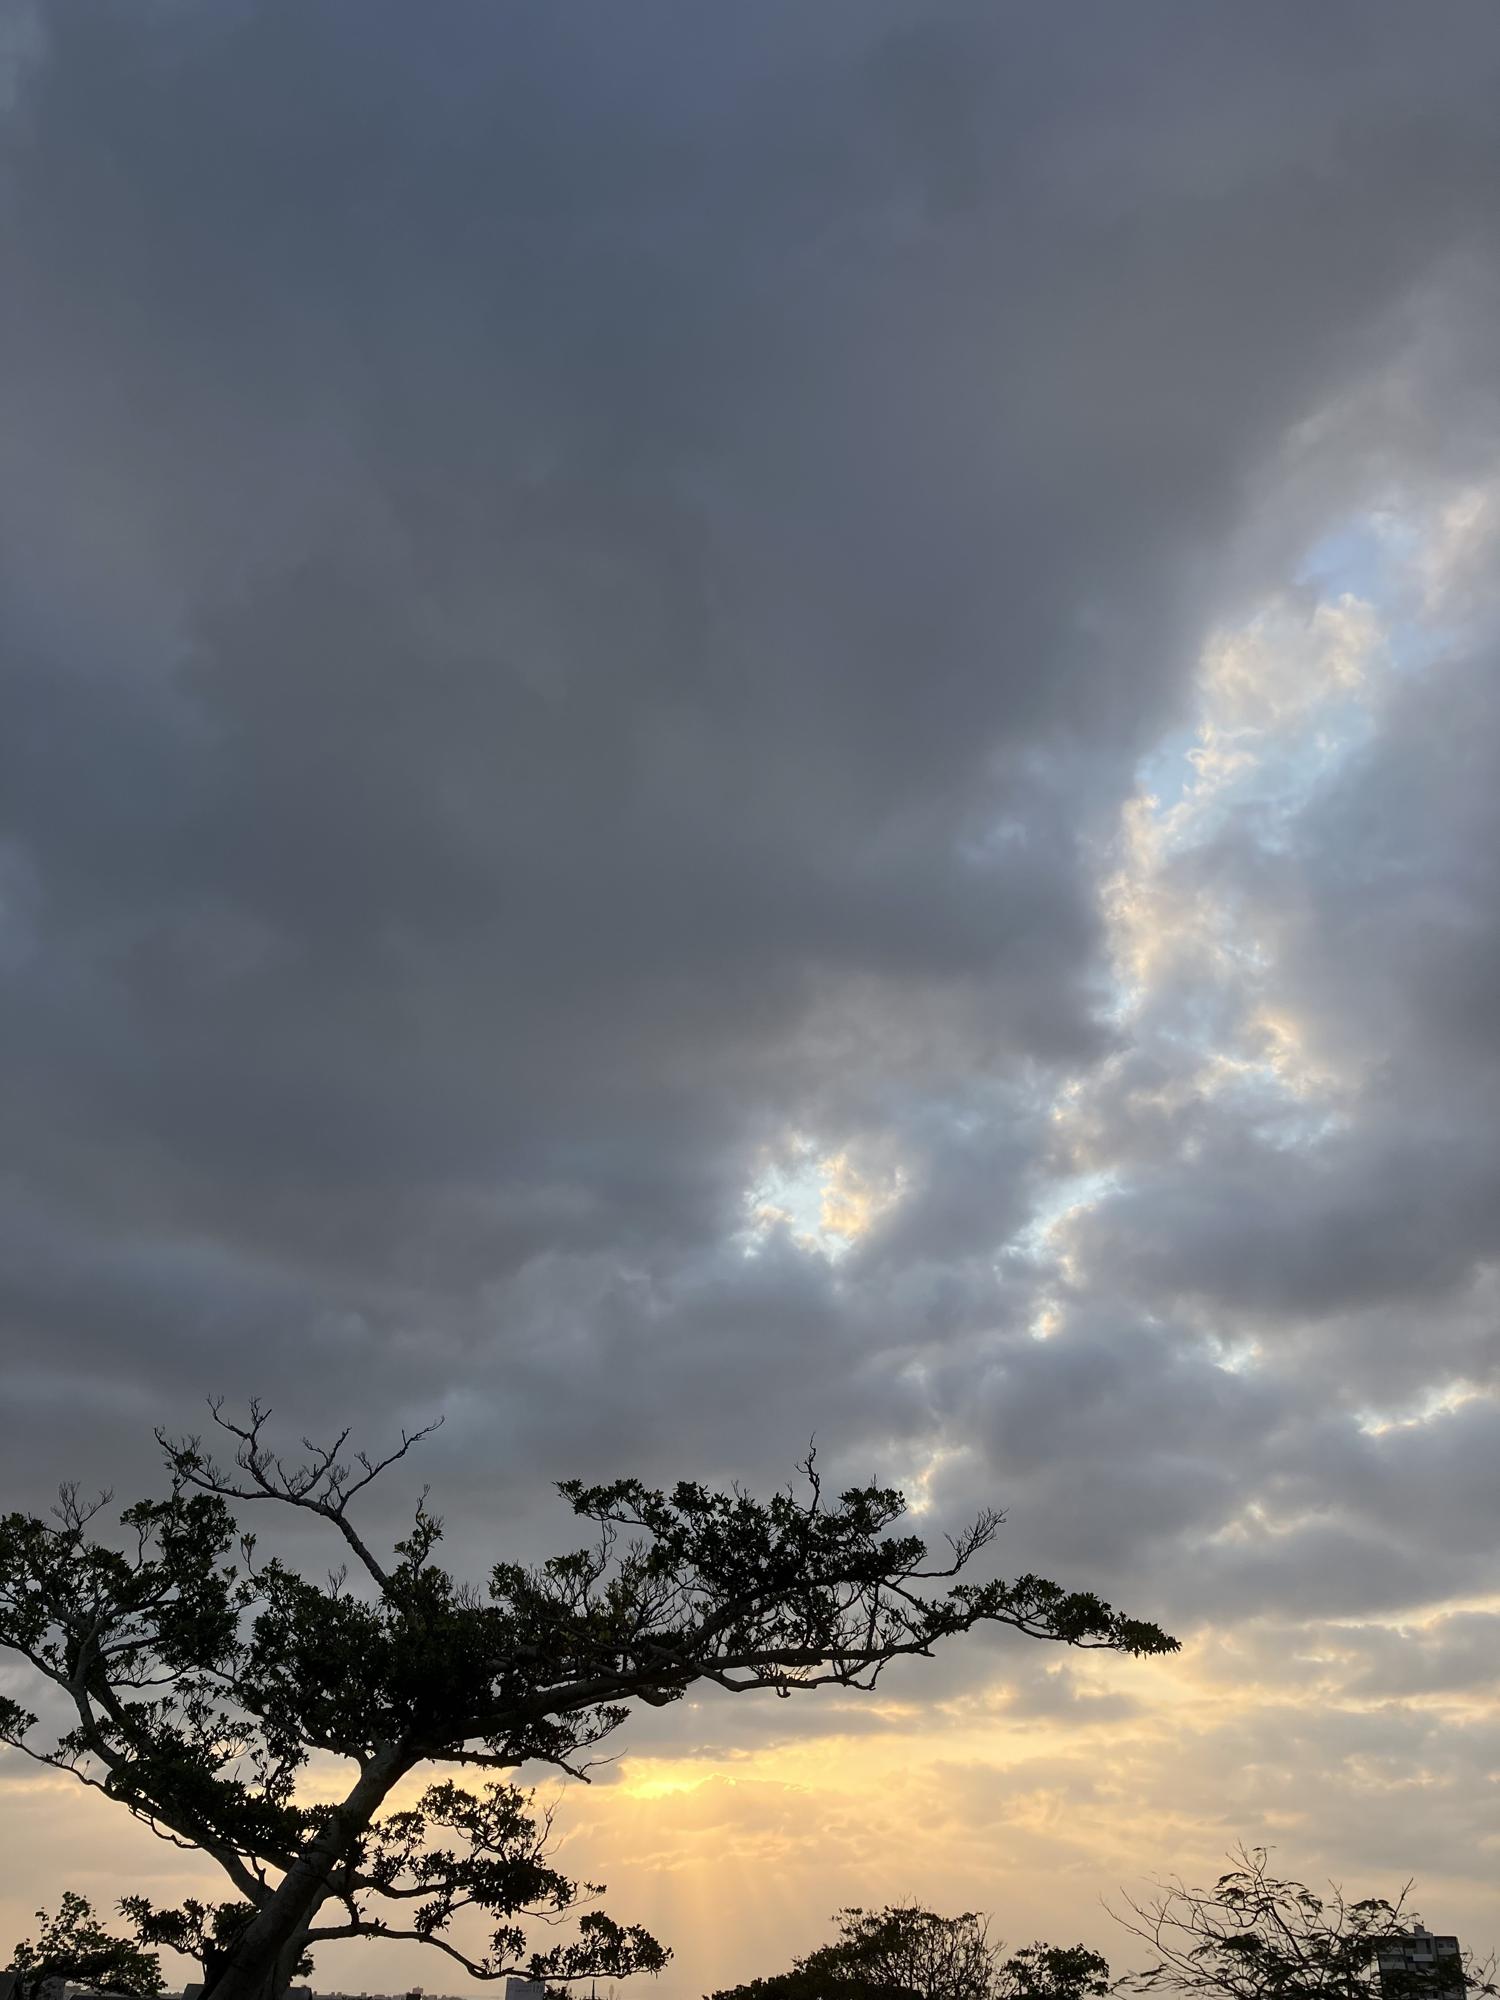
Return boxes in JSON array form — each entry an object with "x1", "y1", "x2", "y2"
[{"x1": 1377, "y1": 1929, "x2": 1466, "y2": 1999}]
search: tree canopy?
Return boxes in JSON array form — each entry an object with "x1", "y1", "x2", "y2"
[
  {"x1": 705, "y1": 1905, "x2": 1112, "y2": 2000},
  {"x1": 7, "y1": 1891, "x2": 165, "y2": 2000},
  {"x1": 0, "y1": 1402, "x2": 1176, "y2": 2000},
  {"x1": 1109, "y1": 1848, "x2": 1495, "y2": 2000}
]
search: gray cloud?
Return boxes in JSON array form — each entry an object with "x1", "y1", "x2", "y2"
[{"x1": 6, "y1": 1, "x2": 1500, "y2": 1980}]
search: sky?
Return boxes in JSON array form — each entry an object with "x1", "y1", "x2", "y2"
[{"x1": 3, "y1": 2, "x2": 1500, "y2": 1993}]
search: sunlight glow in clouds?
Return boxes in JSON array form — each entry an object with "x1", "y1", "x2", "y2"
[
  {"x1": 744, "y1": 1135, "x2": 908, "y2": 1258},
  {"x1": 612, "y1": 484, "x2": 1497, "y2": 1980},
  {"x1": 1103, "y1": 584, "x2": 1387, "y2": 1025},
  {"x1": 6, "y1": 7, "x2": 1500, "y2": 1994}
]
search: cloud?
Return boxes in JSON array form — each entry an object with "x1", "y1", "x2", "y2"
[{"x1": 5, "y1": 2, "x2": 1500, "y2": 1989}]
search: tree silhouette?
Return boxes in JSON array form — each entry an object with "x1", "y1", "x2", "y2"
[
  {"x1": 1109, "y1": 1847, "x2": 1495, "y2": 2000},
  {"x1": 705, "y1": 1906, "x2": 1111, "y2": 2000},
  {"x1": 1, "y1": 1402, "x2": 1176, "y2": 2000},
  {"x1": 7, "y1": 1892, "x2": 164, "y2": 1999}
]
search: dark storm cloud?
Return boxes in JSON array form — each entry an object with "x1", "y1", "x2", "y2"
[{"x1": 5, "y1": 0, "x2": 1500, "y2": 1711}]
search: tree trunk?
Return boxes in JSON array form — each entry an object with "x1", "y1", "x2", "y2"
[
  {"x1": 249, "y1": 1929, "x2": 312, "y2": 2000},
  {"x1": 200, "y1": 1751, "x2": 406, "y2": 2000}
]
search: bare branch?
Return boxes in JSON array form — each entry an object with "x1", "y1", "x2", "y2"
[{"x1": 158, "y1": 1400, "x2": 444, "y2": 1591}]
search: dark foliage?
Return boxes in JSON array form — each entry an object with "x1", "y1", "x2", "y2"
[
  {"x1": 1, "y1": 1404, "x2": 1175, "y2": 2000},
  {"x1": 706, "y1": 1905, "x2": 1111, "y2": 2000},
  {"x1": 1109, "y1": 1847, "x2": 1495, "y2": 2000},
  {"x1": 7, "y1": 1892, "x2": 165, "y2": 1999}
]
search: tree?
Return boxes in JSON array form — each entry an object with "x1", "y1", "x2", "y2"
[
  {"x1": 113, "y1": 1900, "x2": 304, "y2": 1999},
  {"x1": 746, "y1": 1905, "x2": 997, "y2": 2000},
  {"x1": 994, "y1": 1944, "x2": 1111, "y2": 2000},
  {"x1": 0, "y1": 1402, "x2": 1177, "y2": 2000},
  {"x1": 705, "y1": 1907, "x2": 1110, "y2": 2000},
  {"x1": 8, "y1": 1891, "x2": 165, "y2": 1999},
  {"x1": 1109, "y1": 1847, "x2": 1496, "y2": 2000}
]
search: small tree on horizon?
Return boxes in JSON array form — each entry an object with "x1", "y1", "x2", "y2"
[
  {"x1": 0, "y1": 1402, "x2": 1176, "y2": 2000},
  {"x1": 7, "y1": 1892, "x2": 165, "y2": 2000},
  {"x1": 996, "y1": 1944, "x2": 1111, "y2": 2000},
  {"x1": 704, "y1": 1905, "x2": 1112, "y2": 2000},
  {"x1": 1108, "y1": 1846, "x2": 1497, "y2": 2000}
]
